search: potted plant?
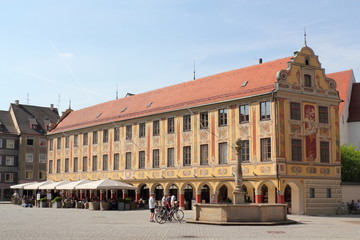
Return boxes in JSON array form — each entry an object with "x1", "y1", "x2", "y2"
[
  {"x1": 39, "y1": 197, "x2": 47, "y2": 208},
  {"x1": 117, "y1": 198, "x2": 125, "y2": 211},
  {"x1": 124, "y1": 198, "x2": 131, "y2": 210},
  {"x1": 51, "y1": 196, "x2": 62, "y2": 208}
]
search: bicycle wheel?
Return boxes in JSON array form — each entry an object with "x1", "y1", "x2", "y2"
[
  {"x1": 155, "y1": 210, "x2": 167, "y2": 224},
  {"x1": 173, "y1": 209, "x2": 184, "y2": 221}
]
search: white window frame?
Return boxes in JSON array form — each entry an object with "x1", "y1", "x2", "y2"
[
  {"x1": 6, "y1": 156, "x2": 14, "y2": 166},
  {"x1": 25, "y1": 170, "x2": 33, "y2": 179},
  {"x1": 26, "y1": 153, "x2": 33, "y2": 163},
  {"x1": 6, "y1": 139, "x2": 15, "y2": 149},
  {"x1": 39, "y1": 154, "x2": 46, "y2": 163},
  {"x1": 5, "y1": 173, "x2": 13, "y2": 182}
]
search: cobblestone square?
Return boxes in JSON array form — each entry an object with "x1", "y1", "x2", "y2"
[{"x1": 1, "y1": 204, "x2": 360, "y2": 239}]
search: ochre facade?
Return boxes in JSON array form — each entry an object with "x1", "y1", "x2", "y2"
[{"x1": 47, "y1": 46, "x2": 341, "y2": 214}]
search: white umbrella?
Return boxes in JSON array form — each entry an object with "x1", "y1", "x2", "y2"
[
  {"x1": 55, "y1": 180, "x2": 92, "y2": 190},
  {"x1": 39, "y1": 181, "x2": 71, "y2": 190},
  {"x1": 74, "y1": 179, "x2": 136, "y2": 190},
  {"x1": 10, "y1": 182, "x2": 37, "y2": 189},
  {"x1": 23, "y1": 181, "x2": 54, "y2": 190}
]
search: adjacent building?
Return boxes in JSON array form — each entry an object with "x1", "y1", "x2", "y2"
[
  {"x1": 47, "y1": 46, "x2": 344, "y2": 214},
  {"x1": 0, "y1": 101, "x2": 59, "y2": 200}
]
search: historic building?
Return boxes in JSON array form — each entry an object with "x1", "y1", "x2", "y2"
[
  {"x1": 47, "y1": 46, "x2": 344, "y2": 215},
  {"x1": 0, "y1": 101, "x2": 59, "y2": 200}
]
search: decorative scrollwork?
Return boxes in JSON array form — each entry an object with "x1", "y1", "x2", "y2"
[{"x1": 276, "y1": 70, "x2": 288, "y2": 82}]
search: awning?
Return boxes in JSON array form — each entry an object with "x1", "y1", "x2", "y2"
[
  {"x1": 23, "y1": 181, "x2": 54, "y2": 190},
  {"x1": 74, "y1": 179, "x2": 136, "y2": 190},
  {"x1": 10, "y1": 182, "x2": 38, "y2": 189},
  {"x1": 55, "y1": 180, "x2": 92, "y2": 190},
  {"x1": 38, "y1": 181, "x2": 71, "y2": 190}
]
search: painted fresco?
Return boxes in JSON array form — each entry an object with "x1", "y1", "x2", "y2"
[{"x1": 304, "y1": 104, "x2": 317, "y2": 161}]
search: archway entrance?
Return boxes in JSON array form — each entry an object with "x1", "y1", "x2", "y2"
[
  {"x1": 169, "y1": 184, "x2": 178, "y2": 200},
  {"x1": 184, "y1": 184, "x2": 193, "y2": 210},
  {"x1": 219, "y1": 185, "x2": 228, "y2": 203},
  {"x1": 140, "y1": 185, "x2": 149, "y2": 201},
  {"x1": 201, "y1": 184, "x2": 210, "y2": 203},
  {"x1": 284, "y1": 185, "x2": 292, "y2": 214},
  {"x1": 154, "y1": 184, "x2": 163, "y2": 201},
  {"x1": 261, "y1": 185, "x2": 268, "y2": 203}
]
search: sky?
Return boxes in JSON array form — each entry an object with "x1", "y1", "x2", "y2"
[{"x1": 1, "y1": 0, "x2": 360, "y2": 113}]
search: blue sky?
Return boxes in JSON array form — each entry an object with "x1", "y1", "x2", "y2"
[{"x1": 1, "y1": 0, "x2": 360, "y2": 112}]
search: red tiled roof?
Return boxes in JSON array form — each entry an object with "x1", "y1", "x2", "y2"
[
  {"x1": 327, "y1": 69, "x2": 354, "y2": 116},
  {"x1": 50, "y1": 57, "x2": 291, "y2": 134},
  {"x1": 348, "y1": 82, "x2": 360, "y2": 122}
]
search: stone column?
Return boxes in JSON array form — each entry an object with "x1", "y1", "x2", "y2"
[
  {"x1": 110, "y1": 190, "x2": 115, "y2": 200},
  {"x1": 255, "y1": 190, "x2": 262, "y2": 203},
  {"x1": 277, "y1": 190, "x2": 285, "y2": 204},
  {"x1": 179, "y1": 191, "x2": 185, "y2": 209},
  {"x1": 99, "y1": 190, "x2": 104, "y2": 201},
  {"x1": 135, "y1": 190, "x2": 140, "y2": 203},
  {"x1": 233, "y1": 139, "x2": 245, "y2": 204},
  {"x1": 195, "y1": 191, "x2": 201, "y2": 203},
  {"x1": 122, "y1": 190, "x2": 128, "y2": 199}
]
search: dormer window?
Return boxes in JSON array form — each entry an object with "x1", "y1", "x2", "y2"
[
  {"x1": 304, "y1": 74, "x2": 312, "y2": 87},
  {"x1": 29, "y1": 117, "x2": 38, "y2": 130}
]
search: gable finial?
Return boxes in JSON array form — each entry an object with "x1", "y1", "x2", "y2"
[
  {"x1": 193, "y1": 60, "x2": 196, "y2": 80},
  {"x1": 304, "y1": 27, "x2": 307, "y2": 46}
]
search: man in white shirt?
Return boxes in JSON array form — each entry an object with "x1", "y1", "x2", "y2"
[
  {"x1": 149, "y1": 193, "x2": 156, "y2": 222},
  {"x1": 171, "y1": 194, "x2": 176, "y2": 207}
]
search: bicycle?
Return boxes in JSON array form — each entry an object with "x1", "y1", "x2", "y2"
[
  {"x1": 336, "y1": 202, "x2": 349, "y2": 215},
  {"x1": 155, "y1": 205, "x2": 184, "y2": 224}
]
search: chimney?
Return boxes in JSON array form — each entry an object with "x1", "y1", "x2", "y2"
[
  {"x1": 50, "y1": 104, "x2": 54, "y2": 110},
  {"x1": 15, "y1": 100, "x2": 19, "y2": 105},
  {"x1": 259, "y1": 58, "x2": 263, "y2": 64}
]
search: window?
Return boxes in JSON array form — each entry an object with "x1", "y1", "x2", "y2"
[
  {"x1": 139, "y1": 151, "x2": 145, "y2": 169},
  {"x1": 153, "y1": 120, "x2": 160, "y2": 136},
  {"x1": 6, "y1": 156, "x2": 14, "y2": 166},
  {"x1": 25, "y1": 153, "x2": 33, "y2": 163},
  {"x1": 49, "y1": 139, "x2": 53, "y2": 150},
  {"x1": 310, "y1": 188, "x2": 315, "y2": 198},
  {"x1": 65, "y1": 158, "x2": 69, "y2": 173},
  {"x1": 65, "y1": 136, "x2": 69, "y2": 148},
  {"x1": 92, "y1": 156, "x2": 98, "y2": 171},
  {"x1": 103, "y1": 155, "x2": 108, "y2": 171},
  {"x1": 218, "y1": 109, "x2": 228, "y2": 126},
  {"x1": 183, "y1": 115, "x2": 191, "y2": 132},
  {"x1": 83, "y1": 133, "x2": 88, "y2": 146},
  {"x1": 319, "y1": 106, "x2": 329, "y2": 124},
  {"x1": 73, "y1": 157, "x2": 78, "y2": 173},
  {"x1": 39, "y1": 171, "x2": 45, "y2": 180},
  {"x1": 239, "y1": 105, "x2": 249, "y2": 123},
  {"x1": 261, "y1": 138, "x2": 271, "y2": 161},
  {"x1": 153, "y1": 149, "x2": 160, "y2": 168},
  {"x1": 56, "y1": 159, "x2": 61, "y2": 173},
  {"x1": 200, "y1": 112, "x2": 208, "y2": 129},
  {"x1": 57, "y1": 137, "x2": 61, "y2": 149},
  {"x1": 167, "y1": 118, "x2": 175, "y2": 134},
  {"x1": 260, "y1": 101, "x2": 271, "y2": 120},
  {"x1": 114, "y1": 153, "x2": 120, "y2": 170},
  {"x1": 183, "y1": 146, "x2": 191, "y2": 166},
  {"x1": 200, "y1": 144, "x2": 208, "y2": 165},
  {"x1": 74, "y1": 135, "x2": 78, "y2": 147},
  {"x1": 27, "y1": 138, "x2": 34, "y2": 146},
  {"x1": 125, "y1": 152, "x2": 132, "y2": 169},
  {"x1": 5, "y1": 173, "x2": 13, "y2": 183},
  {"x1": 114, "y1": 127, "x2": 120, "y2": 142},
  {"x1": 39, "y1": 139, "x2": 46, "y2": 147},
  {"x1": 38, "y1": 154, "x2": 46, "y2": 164},
  {"x1": 320, "y1": 141, "x2": 330, "y2": 163},
  {"x1": 49, "y1": 160, "x2": 53, "y2": 174},
  {"x1": 25, "y1": 170, "x2": 33, "y2": 179},
  {"x1": 240, "y1": 140, "x2": 250, "y2": 162},
  {"x1": 0, "y1": 156, "x2": 2, "y2": 165},
  {"x1": 219, "y1": 142, "x2": 228, "y2": 164},
  {"x1": 304, "y1": 74, "x2": 312, "y2": 87},
  {"x1": 139, "y1": 123, "x2": 146, "y2": 138},
  {"x1": 167, "y1": 148, "x2": 174, "y2": 167},
  {"x1": 290, "y1": 102, "x2": 301, "y2": 120},
  {"x1": 126, "y1": 125, "x2": 132, "y2": 140},
  {"x1": 103, "y1": 129, "x2": 108, "y2": 143},
  {"x1": 6, "y1": 139, "x2": 15, "y2": 149},
  {"x1": 326, "y1": 189, "x2": 332, "y2": 198},
  {"x1": 292, "y1": 139, "x2": 302, "y2": 161},
  {"x1": 0, "y1": 139, "x2": 2, "y2": 148},
  {"x1": 93, "y1": 131, "x2": 98, "y2": 144},
  {"x1": 82, "y1": 157, "x2": 88, "y2": 172}
]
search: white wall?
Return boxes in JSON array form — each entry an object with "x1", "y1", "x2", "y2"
[
  {"x1": 340, "y1": 74, "x2": 356, "y2": 146},
  {"x1": 348, "y1": 122, "x2": 360, "y2": 149}
]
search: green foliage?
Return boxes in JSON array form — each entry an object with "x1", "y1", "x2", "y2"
[
  {"x1": 51, "y1": 196, "x2": 62, "y2": 202},
  {"x1": 40, "y1": 197, "x2": 47, "y2": 202},
  {"x1": 124, "y1": 198, "x2": 131, "y2": 203},
  {"x1": 341, "y1": 145, "x2": 360, "y2": 182}
]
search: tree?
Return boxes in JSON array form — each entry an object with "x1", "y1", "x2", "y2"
[{"x1": 341, "y1": 145, "x2": 360, "y2": 182}]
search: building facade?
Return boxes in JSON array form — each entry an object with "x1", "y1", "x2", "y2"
[
  {"x1": 0, "y1": 101, "x2": 59, "y2": 200},
  {"x1": 47, "y1": 46, "x2": 342, "y2": 215}
]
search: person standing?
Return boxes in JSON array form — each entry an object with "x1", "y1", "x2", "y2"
[
  {"x1": 170, "y1": 194, "x2": 176, "y2": 207},
  {"x1": 149, "y1": 193, "x2": 156, "y2": 222}
]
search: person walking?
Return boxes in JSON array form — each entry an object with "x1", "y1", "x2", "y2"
[{"x1": 149, "y1": 193, "x2": 156, "y2": 222}]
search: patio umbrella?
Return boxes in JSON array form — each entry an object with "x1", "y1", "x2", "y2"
[
  {"x1": 23, "y1": 181, "x2": 54, "y2": 190},
  {"x1": 56, "y1": 179, "x2": 92, "y2": 190},
  {"x1": 10, "y1": 182, "x2": 37, "y2": 189},
  {"x1": 74, "y1": 179, "x2": 136, "y2": 190},
  {"x1": 39, "y1": 181, "x2": 71, "y2": 190}
]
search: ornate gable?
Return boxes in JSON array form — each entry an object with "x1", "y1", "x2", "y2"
[{"x1": 276, "y1": 46, "x2": 338, "y2": 99}]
